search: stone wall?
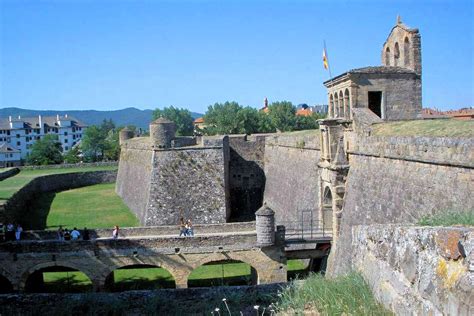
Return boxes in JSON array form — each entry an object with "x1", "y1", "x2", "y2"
[
  {"x1": 19, "y1": 161, "x2": 118, "y2": 170},
  {"x1": 0, "y1": 168, "x2": 20, "y2": 181},
  {"x1": 146, "y1": 145, "x2": 229, "y2": 226},
  {"x1": 352, "y1": 225, "x2": 473, "y2": 315},
  {"x1": 0, "y1": 283, "x2": 283, "y2": 315},
  {"x1": 115, "y1": 144, "x2": 154, "y2": 225},
  {"x1": 228, "y1": 135, "x2": 267, "y2": 221},
  {"x1": 263, "y1": 132, "x2": 321, "y2": 224},
  {"x1": 351, "y1": 73, "x2": 422, "y2": 121},
  {"x1": 329, "y1": 139, "x2": 474, "y2": 275},
  {"x1": 347, "y1": 134, "x2": 474, "y2": 168},
  {"x1": 2, "y1": 171, "x2": 117, "y2": 226}
]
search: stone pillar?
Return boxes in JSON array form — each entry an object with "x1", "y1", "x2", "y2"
[{"x1": 255, "y1": 204, "x2": 275, "y2": 246}]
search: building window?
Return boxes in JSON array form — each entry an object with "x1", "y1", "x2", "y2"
[
  {"x1": 394, "y1": 42, "x2": 400, "y2": 67},
  {"x1": 7, "y1": 131, "x2": 10, "y2": 135},
  {"x1": 64, "y1": 132, "x2": 68, "y2": 136},
  {"x1": 65, "y1": 146, "x2": 68, "y2": 151},
  {"x1": 17, "y1": 141, "x2": 20, "y2": 146},
  {"x1": 16, "y1": 134, "x2": 20, "y2": 138},
  {"x1": 64, "y1": 139, "x2": 68, "y2": 143}
]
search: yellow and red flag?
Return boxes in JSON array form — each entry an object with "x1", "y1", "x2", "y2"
[{"x1": 322, "y1": 47, "x2": 329, "y2": 70}]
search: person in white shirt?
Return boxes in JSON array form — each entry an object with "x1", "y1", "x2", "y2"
[
  {"x1": 15, "y1": 224, "x2": 23, "y2": 241},
  {"x1": 71, "y1": 227, "x2": 81, "y2": 240}
]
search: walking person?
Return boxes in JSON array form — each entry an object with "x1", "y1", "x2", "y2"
[
  {"x1": 112, "y1": 225, "x2": 119, "y2": 239},
  {"x1": 82, "y1": 227, "x2": 90, "y2": 240},
  {"x1": 179, "y1": 217, "x2": 187, "y2": 237},
  {"x1": 57, "y1": 226, "x2": 64, "y2": 241},
  {"x1": 15, "y1": 224, "x2": 23, "y2": 241},
  {"x1": 6, "y1": 223, "x2": 14, "y2": 241},
  {"x1": 186, "y1": 219, "x2": 194, "y2": 237},
  {"x1": 63, "y1": 229, "x2": 71, "y2": 241},
  {"x1": 71, "y1": 227, "x2": 81, "y2": 240}
]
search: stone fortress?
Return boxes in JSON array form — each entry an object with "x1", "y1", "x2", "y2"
[{"x1": 116, "y1": 17, "x2": 473, "y2": 314}]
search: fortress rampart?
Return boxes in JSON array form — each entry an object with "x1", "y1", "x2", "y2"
[{"x1": 329, "y1": 133, "x2": 474, "y2": 275}]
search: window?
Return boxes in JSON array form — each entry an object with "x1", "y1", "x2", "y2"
[
  {"x1": 394, "y1": 42, "x2": 400, "y2": 67},
  {"x1": 64, "y1": 132, "x2": 68, "y2": 136},
  {"x1": 64, "y1": 139, "x2": 68, "y2": 143},
  {"x1": 65, "y1": 146, "x2": 68, "y2": 151},
  {"x1": 17, "y1": 141, "x2": 21, "y2": 146},
  {"x1": 16, "y1": 134, "x2": 20, "y2": 138},
  {"x1": 7, "y1": 131, "x2": 10, "y2": 135}
]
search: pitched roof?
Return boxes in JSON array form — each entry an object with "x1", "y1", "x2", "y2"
[
  {"x1": 296, "y1": 108, "x2": 313, "y2": 117},
  {"x1": 193, "y1": 117, "x2": 205, "y2": 124},
  {"x1": 324, "y1": 66, "x2": 418, "y2": 85},
  {"x1": 0, "y1": 115, "x2": 87, "y2": 130},
  {"x1": 0, "y1": 143, "x2": 20, "y2": 153}
]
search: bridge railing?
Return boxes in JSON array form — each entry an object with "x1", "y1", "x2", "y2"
[{"x1": 278, "y1": 219, "x2": 332, "y2": 241}]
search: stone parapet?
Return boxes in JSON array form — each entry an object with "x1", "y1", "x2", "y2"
[
  {"x1": 19, "y1": 162, "x2": 118, "y2": 170},
  {"x1": 352, "y1": 224, "x2": 473, "y2": 315},
  {"x1": 265, "y1": 131, "x2": 321, "y2": 150},
  {"x1": 20, "y1": 221, "x2": 256, "y2": 241},
  {"x1": 347, "y1": 134, "x2": 474, "y2": 168}
]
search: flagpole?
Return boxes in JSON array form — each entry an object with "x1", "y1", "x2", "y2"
[
  {"x1": 323, "y1": 40, "x2": 334, "y2": 117},
  {"x1": 323, "y1": 40, "x2": 333, "y2": 81}
]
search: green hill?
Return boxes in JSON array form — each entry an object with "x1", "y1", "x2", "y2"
[{"x1": 0, "y1": 107, "x2": 202, "y2": 130}]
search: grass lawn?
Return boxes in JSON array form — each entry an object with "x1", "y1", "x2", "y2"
[
  {"x1": 40, "y1": 260, "x2": 307, "y2": 292},
  {"x1": 418, "y1": 210, "x2": 473, "y2": 226},
  {"x1": 371, "y1": 119, "x2": 474, "y2": 138},
  {"x1": 0, "y1": 165, "x2": 118, "y2": 201},
  {"x1": 38, "y1": 183, "x2": 139, "y2": 230}
]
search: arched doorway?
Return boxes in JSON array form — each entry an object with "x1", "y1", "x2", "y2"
[
  {"x1": 24, "y1": 266, "x2": 93, "y2": 293},
  {"x1": 0, "y1": 275, "x2": 14, "y2": 293},
  {"x1": 322, "y1": 186, "x2": 333, "y2": 233},
  {"x1": 188, "y1": 260, "x2": 258, "y2": 287},
  {"x1": 104, "y1": 264, "x2": 175, "y2": 291}
]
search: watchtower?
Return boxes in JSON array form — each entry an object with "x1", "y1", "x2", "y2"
[
  {"x1": 119, "y1": 127, "x2": 135, "y2": 145},
  {"x1": 149, "y1": 117, "x2": 176, "y2": 149}
]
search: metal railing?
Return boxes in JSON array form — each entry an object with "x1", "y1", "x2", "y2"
[{"x1": 279, "y1": 219, "x2": 332, "y2": 242}]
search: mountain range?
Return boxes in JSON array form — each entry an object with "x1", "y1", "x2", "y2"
[{"x1": 0, "y1": 107, "x2": 203, "y2": 129}]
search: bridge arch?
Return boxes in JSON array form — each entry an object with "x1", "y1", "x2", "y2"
[
  {"x1": 188, "y1": 256, "x2": 258, "y2": 288},
  {"x1": 21, "y1": 262, "x2": 94, "y2": 293},
  {"x1": 103, "y1": 264, "x2": 176, "y2": 291},
  {"x1": 0, "y1": 273, "x2": 14, "y2": 293}
]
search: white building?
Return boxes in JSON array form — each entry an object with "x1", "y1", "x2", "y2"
[
  {"x1": 0, "y1": 115, "x2": 87, "y2": 164},
  {"x1": 0, "y1": 143, "x2": 21, "y2": 167}
]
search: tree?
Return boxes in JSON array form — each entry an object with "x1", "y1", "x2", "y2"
[
  {"x1": 27, "y1": 135, "x2": 63, "y2": 165},
  {"x1": 203, "y1": 101, "x2": 262, "y2": 135},
  {"x1": 63, "y1": 146, "x2": 81, "y2": 164},
  {"x1": 81, "y1": 125, "x2": 107, "y2": 162},
  {"x1": 295, "y1": 113, "x2": 324, "y2": 130},
  {"x1": 152, "y1": 106, "x2": 194, "y2": 136},
  {"x1": 268, "y1": 101, "x2": 297, "y2": 132},
  {"x1": 104, "y1": 128, "x2": 120, "y2": 161}
]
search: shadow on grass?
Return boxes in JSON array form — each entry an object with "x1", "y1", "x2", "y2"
[
  {"x1": 188, "y1": 275, "x2": 254, "y2": 287},
  {"x1": 42, "y1": 274, "x2": 93, "y2": 293},
  {"x1": 22, "y1": 192, "x2": 56, "y2": 230},
  {"x1": 110, "y1": 276, "x2": 176, "y2": 291}
]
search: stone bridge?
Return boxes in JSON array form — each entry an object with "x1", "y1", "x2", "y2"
[{"x1": 0, "y1": 212, "x2": 297, "y2": 292}]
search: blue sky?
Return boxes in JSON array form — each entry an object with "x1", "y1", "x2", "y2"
[{"x1": 1, "y1": 0, "x2": 473, "y2": 113}]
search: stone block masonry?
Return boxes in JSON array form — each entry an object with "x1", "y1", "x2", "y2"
[
  {"x1": 352, "y1": 225, "x2": 473, "y2": 315},
  {"x1": 117, "y1": 135, "x2": 230, "y2": 226},
  {"x1": 263, "y1": 132, "x2": 321, "y2": 224}
]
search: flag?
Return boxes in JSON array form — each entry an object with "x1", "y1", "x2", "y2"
[{"x1": 322, "y1": 47, "x2": 329, "y2": 70}]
